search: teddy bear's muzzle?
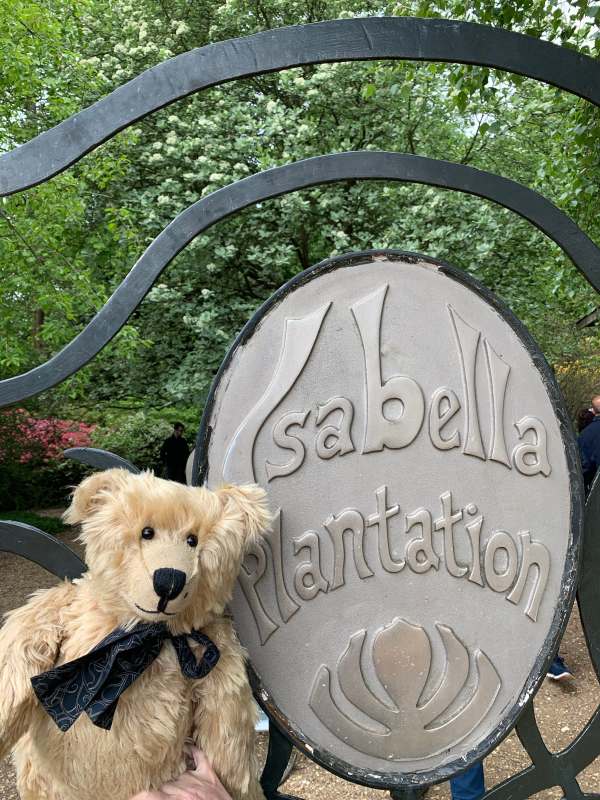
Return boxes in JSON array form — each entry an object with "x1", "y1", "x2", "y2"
[{"x1": 153, "y1": 568, "x2": 187, "y2": 613}]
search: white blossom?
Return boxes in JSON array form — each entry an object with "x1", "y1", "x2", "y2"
[{"x1": 174, "y1": 21, "x2": 190, "y2": 37}]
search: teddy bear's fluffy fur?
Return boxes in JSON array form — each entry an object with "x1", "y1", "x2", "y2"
[{"x1": 0, "y1": 469, "x2": 271, "y2": 800}]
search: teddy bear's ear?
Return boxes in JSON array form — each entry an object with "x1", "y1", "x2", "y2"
[
  {"x1": 216, "y1": 483, "x2": 272, "y2": 540},
  {"x1": 63, "y1": 468, "x2": 133, "y2": 525}
]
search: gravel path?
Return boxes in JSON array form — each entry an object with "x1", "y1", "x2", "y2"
[{"x1": 1, "y1": 526, "x2": 598, "y2": 799}]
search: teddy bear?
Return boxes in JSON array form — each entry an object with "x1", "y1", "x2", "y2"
[{"x1": 0, "y1": 468, "x2": 271, "y2": 800}]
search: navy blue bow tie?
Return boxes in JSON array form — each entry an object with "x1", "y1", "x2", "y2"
[{"x1": 31, "y1": 623, "x2": 220, "y2": 732}]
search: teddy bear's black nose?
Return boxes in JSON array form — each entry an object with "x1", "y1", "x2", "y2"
[{"x1": 153, "y1": 568, "x2": 186, "y2": 601}]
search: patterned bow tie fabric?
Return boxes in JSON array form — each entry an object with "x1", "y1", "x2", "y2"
[{"x1": 31, "y1": 623, "x2": 220, "y2": 731}]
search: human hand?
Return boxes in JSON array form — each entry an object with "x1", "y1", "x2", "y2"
[{"x1": 130, "y1": 745, "x2": 232, "y2": 800}]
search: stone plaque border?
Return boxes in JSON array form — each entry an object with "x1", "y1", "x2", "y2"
[{"x1": 197, "y1": 249, "x2": 584, "y2": 788}]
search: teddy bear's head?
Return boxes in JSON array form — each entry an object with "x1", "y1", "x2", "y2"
[{"x1": 63, "y1": 469, "x2": 270, "y2": 627}]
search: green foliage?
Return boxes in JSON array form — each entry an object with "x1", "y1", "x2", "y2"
[
  {"x1": 91, "y1": 406, "x2": 198, "y2": 471},
  {"x1": 0, "y1": 510, "x2": 67, "y2": 536},
  {"x1": 1, "y1": 0, "x2": 600, "y2": 420},
  {"x1": 0, "y1": 407, "x2": 91, "y2": 509},
  {"x1": 0, "y1": 456, "x2": 88, "y2": 512}
]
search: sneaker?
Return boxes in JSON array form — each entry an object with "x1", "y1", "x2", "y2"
[{"x1": 547, "y1": 655, "x2": 572, "y2": 681}]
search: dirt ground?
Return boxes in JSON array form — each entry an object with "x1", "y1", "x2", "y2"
[{"x1": 1, "y1": 523, "x2": 599, "y2": 799}]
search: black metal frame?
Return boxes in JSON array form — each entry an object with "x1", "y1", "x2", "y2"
[
  {"x1": 1, "y1": 15, "x2": 599, "y2": 800},
  {"x1": 2, "y1": 17, "x2": 600, "y2": 196},
  {"x1": 2, "y1": 151, "x2": 600, "y2": 408},
  {"x1": 0, "y1": 521, "x2": 85, "y2": 580}
]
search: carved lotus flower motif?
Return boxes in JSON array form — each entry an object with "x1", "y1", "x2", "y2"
[{"x1": 309, "y1": 618, "x2": 501, "y2": 760}]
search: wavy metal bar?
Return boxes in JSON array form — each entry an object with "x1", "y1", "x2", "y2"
[
  {"x1": 63, "y1": 447, "x2": 140, "y2": 474},
  {"x1": 2, "y1": 17, "x2": 600, "y2": 196},
  {"x1": 1, "y1": 150, "x2": 600, "y2": 408},
  {"x1": 0, "y1": 521, "x2": 85, "y2": 580}
]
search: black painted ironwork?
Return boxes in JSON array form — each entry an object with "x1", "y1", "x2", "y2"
[
  {"x1": 480, "y1": 474, "x2": 600, "y2": 800},
  {"x1": 0, "y1": 521, "x2": 85, "y2": 580},
  {"x1": 63, "y1": 447, "x2": 140, "y2": 474},
  {"x1": 260, "y1": 721, "x2": 298, "y2": 800},
  {"x1": 2, "y1": 152, "x2": 600, "y2": 408},
  {"x1": 1, "y1": 17, "x2": 600, "y2": 197},
  {"x1": 0, "y1": 14, "x2": 599, "y2": 799}
]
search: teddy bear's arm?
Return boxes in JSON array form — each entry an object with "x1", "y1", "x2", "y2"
[
  {"x1": 0, "y1": 581, "x2": 73, "y2": 759},
  {"x1": 191, "y1": 618, "x2": 265, "y2": 800}
]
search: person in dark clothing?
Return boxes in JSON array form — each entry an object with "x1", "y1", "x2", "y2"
[
  {"x1": 159, "y1": 422, "x2": 189, "y2": 484},
  {"x1": 578, "y1": 407, "x2": 595, "y2": 434},
  {"x1": 578, "y1": 396, "x2": 600, "y2": 493},
  {"x1": 547, "y1": 399, "x2": 599, "y2": 682}
]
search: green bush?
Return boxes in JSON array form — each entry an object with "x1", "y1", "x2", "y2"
[
  {"x1": 91, "y1": 407, "x2": 198, "y2": 473},
  {"x1": 0, "y1": 510, "x2": 67, "y2": 536},
  {"x1": 0, "y1": 457, "x2": 89, "y2": 511}
]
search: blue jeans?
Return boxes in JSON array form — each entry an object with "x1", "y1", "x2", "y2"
[{"x1": 450, "y1": 763, "x2": 485, "y2": 800}]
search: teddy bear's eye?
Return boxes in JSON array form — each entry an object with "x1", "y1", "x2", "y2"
[
  {"x1": 186, "y1": 534, "x2": 198, "y2": 548},
  {"x1": 141, "y1": 527, "x2": 155, "y2": 540}
]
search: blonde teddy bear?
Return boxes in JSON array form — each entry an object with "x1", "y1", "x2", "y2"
[{"x1": 0, "y1": 469, "x2": 271, "y2": 800}]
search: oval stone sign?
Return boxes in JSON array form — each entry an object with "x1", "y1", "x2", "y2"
[{"x1": 199, "y1": 251, "x2": 582, "y2": 785}]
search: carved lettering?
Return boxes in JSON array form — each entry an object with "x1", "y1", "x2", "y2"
[
  {"x1": 405, "y1": 508, "x2": 439, "y2": 573},
  {"x1": 429, "y1": 387, "x2": 461, "y2": 450},
  {"x1": 484, "y1": 531, "x2": 518, "y2": 593},
  {"x1": 239, "y1": 485, "x2": 552, "y2": 638},
  {"x1": 265, "y1": 410, "x2": 309, "y2": 481},
  {"x1": 266, "y1": 511, "x2": 299, "y2": 622},
  {"x1": 351, "y1": 284, "x2": 424, "y2": 453},
  {"x1": 366, "y1": 485, "x2": 404, "y2": 573},
  {"x1": 512, "y1": 416, "x2": 551, "y2": 477},
  {"x1": 238, "y1": 540, "x2": 278, "y2": 645},
  {"x1": 484, "y1": 341, "x2": 511, "y2": 467},
  {"x1": 507, "y1": 532, "x2": 551, "y2": 621},
  {"x1": 324, "y1": 509, "x2": 374, "y2": 590},
  {"x1": 448, "y1": 306, "x2": 485, "y2": 460},
  {"x1": 222, "y1": 303, "x2": 331, "y2": 482},
  {"x1": 293, "y1": 531, "x2": 329, "y2": 601},
  {"x1": 315, "y1": 397, "x2": 355, "y2": 460},
  {"x1": 434, "y1": 491, "x2": 468, "y2": 578},
  {"x1": 465, "y1": 515, "x2": 484, "y2": 587}
]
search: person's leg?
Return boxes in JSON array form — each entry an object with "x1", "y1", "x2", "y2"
[{"x1": 450, "y1": 763, "x2": 485, "y2": 800}]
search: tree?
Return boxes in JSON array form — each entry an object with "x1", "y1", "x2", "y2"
[{"x1": 1, "y1": 0, "x2": 599, "y2": 417}]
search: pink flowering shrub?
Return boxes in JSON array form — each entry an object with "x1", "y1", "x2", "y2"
[
  {"x1": 0, "y1": 409, "x2": 94, "y2": 510},
  {"x1": 16, "y1": 413, "x2": 95, "y2": 463}
]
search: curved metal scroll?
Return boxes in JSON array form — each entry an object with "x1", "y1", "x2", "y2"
[
  {"x1": 63, "y1": 447, "x2": 140, "y2": 474},
  {"x1": 0, "y1": 521, "x2": 85, "y2": 580},
  {"x1": 1, "y1": 151, "x2": 600, "y2": 409},
  {"x1": 2, "y1": 16, "x2": 600, "y2": 196}
]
